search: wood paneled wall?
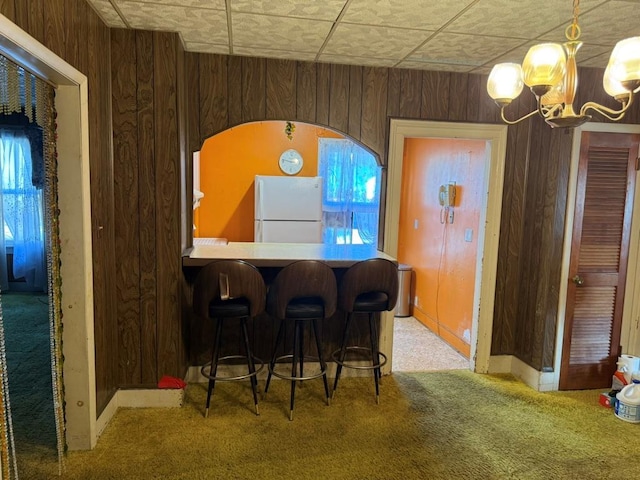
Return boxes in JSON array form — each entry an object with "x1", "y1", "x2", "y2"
[
  {"x1": 185, "y1": 53, "x2": 640, "y2": 372},
  {"x1": 3, "y1": 1, "x2": 190, "y2": 415},
  {"x1": 110, "y1": 28, "x2": 188, "y2": 390}
]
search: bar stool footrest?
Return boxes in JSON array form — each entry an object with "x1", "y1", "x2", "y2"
[
  {"x1": 331, "y1": 347, "x2": 387, "y2": 370},
  {"x1": 201, "y1": 355, "x2": 264, "y2": 382},
  {"x1": 268, "y1": 354, "x2": 327, "y2": 381}
]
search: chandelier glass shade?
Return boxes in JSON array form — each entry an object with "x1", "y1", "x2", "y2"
[{"x1": 486, "y1": 0, "x2": 640, "y2": 128}]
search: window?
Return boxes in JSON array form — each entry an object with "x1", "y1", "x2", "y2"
[
  {"x1": 318, "y1": 138, "x2": 381, "y2": 245},
  {"x1": 0, "y1": 130, "x2": 45, "y2": 289}
]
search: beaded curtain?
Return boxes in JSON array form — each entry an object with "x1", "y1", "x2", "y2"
[{"x1": 0, "y1": 54, "x2": 64, "y2": 479}]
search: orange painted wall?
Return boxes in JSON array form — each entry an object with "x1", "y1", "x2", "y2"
[
  {"x1": 195, "y1": 121, "x2": 342, "y2": 239},
  {"x1": 397, "y1": 138, "x2": 486, "y2": 358}
]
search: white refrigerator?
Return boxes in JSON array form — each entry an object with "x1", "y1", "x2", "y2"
[{"x1": 254, "y1": 175, "x2": 323, "y2": 243}]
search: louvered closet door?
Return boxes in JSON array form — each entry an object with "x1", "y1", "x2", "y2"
[{"x1": 560, "y1": 132, "x2": 638, "y2": 390}]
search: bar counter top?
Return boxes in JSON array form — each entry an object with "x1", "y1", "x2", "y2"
[{"x1": 182, "y1": 242, "x2": 396, "y2": 268}]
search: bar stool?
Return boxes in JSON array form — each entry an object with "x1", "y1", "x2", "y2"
[
  {"x1": 332, "y1": 258, "x2": 398, "y2": 403},
  {"x1": 264, "y1": 260, "x2": 337, "y2": 420},
  {"x1": 192, "y1": 260, "x2": 266, "y2": 417}
]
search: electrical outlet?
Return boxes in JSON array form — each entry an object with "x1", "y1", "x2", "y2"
[
  {"x1": 414, "y1": 219, "x2": 419, "y2": 229},
  {"x1": 414, "y1": 295, "x2": 418, "y2": 306}
]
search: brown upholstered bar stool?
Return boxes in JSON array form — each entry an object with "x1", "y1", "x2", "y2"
[
  {"x1": 263, "y1": 260, "x2": 337, "y2": 420},
  {"x1": 192, "y1": 260, "x2": 266, "y2": 417},
  {"x1": 332, "y1": 258, "x2": 398, "y2": 403}
]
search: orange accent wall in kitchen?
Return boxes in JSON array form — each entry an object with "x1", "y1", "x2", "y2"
[
  {"x1": 196, "y1": 121, "x2": 342, "y2": 240},
  {"x1": 397, "y1": 137, "x2": 487, "y2": 358}
]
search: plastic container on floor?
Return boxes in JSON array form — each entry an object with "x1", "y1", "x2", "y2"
[{"x1": 615, "y1": 379, "x2": 640, "y2": 423}]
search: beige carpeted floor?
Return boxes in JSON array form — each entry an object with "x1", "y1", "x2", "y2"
[{"x1": 392, "y1": 316, "x2": 468, "y2": 372}]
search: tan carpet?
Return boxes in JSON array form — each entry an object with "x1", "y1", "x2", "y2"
[{"x1": 16, "y1": 371, "x2": 640, "y2": 480}]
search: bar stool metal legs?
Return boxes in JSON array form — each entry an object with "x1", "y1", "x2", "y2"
[
  {"x1": 201, "y1": 316, "x2": 264, "y2": 417},
  {"x1": 264, "y1": 317, "x2": 331, "y2": 420},
  {"x1": 332, "y1": 311, "x2": 387, "y2": 404},
  {"x1": 332, "y1": 258, "x2": 397, "y2": 404}
]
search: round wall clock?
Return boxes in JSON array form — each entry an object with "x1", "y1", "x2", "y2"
[{"x1": 279, "y1": 149, "x2": 303, "y2": 175}]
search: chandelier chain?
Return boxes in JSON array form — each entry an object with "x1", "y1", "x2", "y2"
[{"x1": 568, "y1": 0, "x2": 580, "y2": 41}]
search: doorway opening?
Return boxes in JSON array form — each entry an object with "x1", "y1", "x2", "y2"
[
  {"x1": 383, "y1": 120, "x2": 508, "y2": 374},
  {"x1": 0, "y1": 16, "x2": 96, "y2": 453}
]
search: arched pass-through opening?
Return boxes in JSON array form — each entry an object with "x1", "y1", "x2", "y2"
[{"x1": 193, "y1": 121, "x2": 385, "y2": 246}]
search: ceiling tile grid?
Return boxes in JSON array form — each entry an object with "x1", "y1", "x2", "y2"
[{"x1": 85, "y1": 0, "x2": 640, "y2": 72}]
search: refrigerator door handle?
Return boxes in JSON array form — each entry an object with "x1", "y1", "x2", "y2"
[{"x1": 255, "y1": 178, "x2": 263, "y2": 242}]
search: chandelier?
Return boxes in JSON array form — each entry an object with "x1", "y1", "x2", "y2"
[{"x1": 486, "y1": 0, "x2": 640, "y2": 128}]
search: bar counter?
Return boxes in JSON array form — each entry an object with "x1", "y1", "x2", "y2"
[
  {"x1": 182, "y1": 241, "x2": 397, "y2": 268},
  {"x1": 182, "y1": 242, "x2": 397, "y2": 370}
]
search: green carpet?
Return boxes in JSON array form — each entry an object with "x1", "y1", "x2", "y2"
[
  {"x1": 1, "y1": 291, "x2": 56, "y2": 453},
  {"x1": 15, "y1": 370, "x2": 640, "y2": 479}
]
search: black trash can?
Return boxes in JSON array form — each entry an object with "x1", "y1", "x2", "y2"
[{"x1": 395, "y1": 264, "x2": 412, "y2": 317}]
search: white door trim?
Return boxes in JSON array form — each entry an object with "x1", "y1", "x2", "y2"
[
  {"x1": 383, "y1": 119, "x2": 508, "y2": 374},
  {"x1": 554, "y1": 122, "x2": 640, "y2": 390},
  {"x1": 0, "y1": 14, "x2": 96, "y2": 450}
]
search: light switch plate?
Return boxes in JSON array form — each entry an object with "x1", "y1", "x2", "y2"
[{"x1": 465, "y1": 228, "x2": 473, "y2": 242}]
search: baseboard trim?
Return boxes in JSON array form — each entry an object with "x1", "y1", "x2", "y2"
[
  {"x1": 487, "y1": 355, "x2": 556, "y2": 392},
  {"x1": 95, "y1": 393, "x2": 118, "y2": 438},
  {"x1": 117, "y1": 388, "x2": 184, "y2": 408},
  {"x1": 95, "y1": 387, "x2": 184, "y2": 439}
]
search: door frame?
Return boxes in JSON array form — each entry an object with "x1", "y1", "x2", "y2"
[
  {"x1": 554, "y1": 122, "x2": 640, "y2": 390},
  {"x1": 383, "y1": 119, "x2": 508, "y2": 373},
  {"x1": 0, "y1": 15, "x2": 96, "y2": 449}
]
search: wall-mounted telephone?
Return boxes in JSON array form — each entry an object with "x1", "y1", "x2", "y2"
[{"x1": 439, "y1": 183, "x2": 456, "y2": 207}]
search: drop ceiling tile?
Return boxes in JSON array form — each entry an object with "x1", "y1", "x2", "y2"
[
  {"x1": 408, "y1": 33, "x2": 524, "y2": 67},
  {"x1": 233, "y1": 46, "x2": 318, "y2": 62},
  {"x1": 184, "y1": 42, "x2": 230, "y2": 55},
  {"x1": 88, "y1": 0, "x2": 127, "y2": 28},
  {"x1": 318, "y1": 54, "x2": 397, "y2": 67},
  {"x1": 323, "y1": 23, "x2": 432, "y2": 59},
  {"x1": 231, "y1": 12, "x2": 333, "y2": 52},
  {"x1": 231, "y1": 0, "x2": 346, "y2": 21},
  {"x1": 396, "y1": 61, "x2": 475, "y2": 72},
  {"x1": 115, "y1": 3, "x2": 228, "y2": 44},
  {"x1": 539, "y1": 1, "x2": 640, "y2": 46},
  {"x1": 116, "y1": 0, "x2": 225, "y2": 7},
  {"x1": 181, "y1": 27, "x2": 229, "y2": 46},
  {"x1": 342, "y1": 0, "x2": 474, "y2": 30},
  {"x1": 445, "y1": 0, "x2": 607, "y2": 39}
]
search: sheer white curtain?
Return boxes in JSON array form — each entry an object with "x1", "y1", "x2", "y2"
[
  {"x1": 318, "y1": 138, "x2": 381, "y2": 245},
  {"x1": 0, "y1": 130, "x2": 45, "y2": 291},
  {"x1": 319, "y1": 139, "x2": 354, "y2": 244}
]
